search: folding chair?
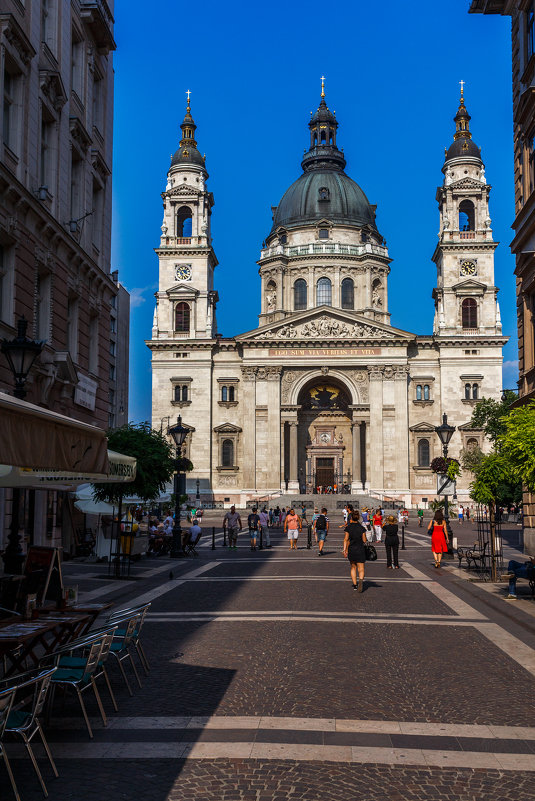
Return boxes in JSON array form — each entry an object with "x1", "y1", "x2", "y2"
[
  {"x1": 0, "y1": 686, "x2": 19, "y2": 801},
  {"x1": 105, "y1": 613, "x2": 142, "y2": 695},
  {"x1": 3, "y1": 668, "x2": 58, "y2": 797},
  {"x1": 108, "y1": 603, "x2": 151, "y2": 675},
  {"x1": 184, "y1": 528, "x2": 202, "y2": 557}
]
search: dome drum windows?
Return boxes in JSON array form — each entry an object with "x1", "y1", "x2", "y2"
[
  {"x1": 341, "y1": 277, "x2": 354, "y2": 310},
  {"x1": 316, "y1": 277, "x2": 332, "y2": 306},
  {"x1": 294, "y1": 278, "x2": 307, "y2": 310},
  {"x1": 171, "y1": 376, "x2": 192, "y2": 407}
]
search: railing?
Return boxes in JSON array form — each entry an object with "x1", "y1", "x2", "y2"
[
  {"x1": 260, "y1": 241, "x2": 388, "y2": 260},
  {"x1": 461, "y1": 328, "x2": 479, "y2": 336},
  {"x1": 460, "y1": 231, "x2": 476, "y2": 239}
]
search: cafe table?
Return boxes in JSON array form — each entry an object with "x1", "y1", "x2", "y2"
[
  {"x1": 0, "y1": 611, "x2": 92, "y2": 677},
  {"x1": 38, "y1": 601, "x2": 113, "y2": 632}
]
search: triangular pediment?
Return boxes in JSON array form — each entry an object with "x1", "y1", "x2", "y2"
[
  {"x1": 166, "y1": 283, "x2": 200, "y2": 298},
  {"x1": 236, "y1": 306, "x2": 415, "y2": 343},
  {"x1": 451, "y1": 177, "x2": 485, "y2": 191},
  {"x1": 409, "y1": 421, "x2": 435, "y2": 432},
  {"x1": 213, "y1": 423, "x2": 242, "y2": 433},
  {"x1": 458, "y1": 421, "x2": 483, "y2": 431},
  {"x1": 451, "y1": 278, "x2": 487, "y2": 292},
  {"x1": 168, "y1": 184, "x2": 201, "y2": 197}
]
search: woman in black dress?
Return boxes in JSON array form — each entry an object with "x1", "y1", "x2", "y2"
[
  {"x1": 383, "y1": 514, "x2": 400, "y2": 569},
  {"x1": 343, "y1": 509, "x2": 367, "y2": 591}
]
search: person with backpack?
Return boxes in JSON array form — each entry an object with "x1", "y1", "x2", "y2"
[
  {"x1": 313, "y1": 507, "x2": 329, "y2": 555},
  {"x1": 247, "y1": 507, "x2": 260, "y2": 551}
]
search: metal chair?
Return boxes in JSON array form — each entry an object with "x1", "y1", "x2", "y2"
[
  {"x1": 0, "y1": 685, "x2": 19, "y2": 800},
  {"x1": 4, "y1": 668, "x2": 58, "y2": 798},
  {"x1": 105, "y1": 613, "x2": 142, "y2": 695},
  {"x1": 44, "y1": 632, "x2": 109, "y2": 738},
  {"x1": 108, "y1": 603, "x2": 151, "y2": 675}
]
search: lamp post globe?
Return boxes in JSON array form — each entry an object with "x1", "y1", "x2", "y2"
[
  {"x1": 168, "y1": 416, "x2": 189, "y2": 558},
  {"x1": 434, "y1": 413, "x2": 457, "y2": 556}
]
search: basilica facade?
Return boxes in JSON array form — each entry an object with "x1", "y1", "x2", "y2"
[{"x1": 147, "y1": 85, "x2": 506, "y2": 506}]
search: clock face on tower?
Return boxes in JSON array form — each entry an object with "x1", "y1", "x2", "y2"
[
  {"x1": 460, "y1": 259, "x2": 477, "y2": 277},
  {"x1": 175, "y1": 264, "x2": 192, "y2": 281}
]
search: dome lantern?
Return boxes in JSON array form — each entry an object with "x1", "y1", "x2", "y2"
[
  {"x1": 170, "y1": 91, "x2": 207, "y2": 170},
  {"x1": 301, "y1": 77, "x2": 346, "y2": 173},
  {"x1": 444, "y1": 82, "x2": 482, "y2": 163}
]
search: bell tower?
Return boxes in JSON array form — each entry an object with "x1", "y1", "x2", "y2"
[
  {"x1": 432, "y1": 84, "x2": 501, "y2": 337},
  {"x1": 152, "y1": 93, "x2": 218, "y2": 342}
]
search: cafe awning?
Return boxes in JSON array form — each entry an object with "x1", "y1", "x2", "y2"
[
  {"x1": 0, "y1": 450, "x2": 137, "y2": 490},
  {"x1": 0, "y1": 391, "x2": 109, "y2": 473}
]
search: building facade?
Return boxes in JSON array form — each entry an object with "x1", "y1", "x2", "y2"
[
  {"x1": 148, "y1": 87, "x2": 506, "y2": 507},
  {"x1": 470, "y1": 0, "x2": 535, "y2": 549},
  {"x1": 0, "y1": 1, "x2": 127, "y2": 553}
]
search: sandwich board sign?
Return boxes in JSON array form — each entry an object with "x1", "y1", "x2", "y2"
[{"x1": 437, "y1": 474, "x2": 456, "y2": 496}]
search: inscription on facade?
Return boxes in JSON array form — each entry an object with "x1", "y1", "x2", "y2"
[{"x1": 269, "y1": 348, "x2": 381, "y2": 358}]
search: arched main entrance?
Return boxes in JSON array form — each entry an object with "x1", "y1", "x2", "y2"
[{"x1": 297, "y1": 377, "x2": 352, "y2": 493}]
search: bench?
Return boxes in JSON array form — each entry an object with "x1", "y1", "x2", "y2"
[
  {"x1": 457, "y1": 541, "x2": 488, "y2": 571},
  {"x1": 504, "y1": 564, "x2": 535, "y2": 596}
]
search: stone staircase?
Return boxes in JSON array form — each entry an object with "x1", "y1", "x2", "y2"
[{"x1": 250, "y1": 493, "x2": 390, "y2": 514}]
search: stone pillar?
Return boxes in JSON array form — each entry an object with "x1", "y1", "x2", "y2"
[
  {"x1": 368, "y1": 367, "x2": 383, "y2": 491},
  {"x1": 267, "y1": 367, "x2": 282, "y2": 490},
  {"x1": 351, "y1": 419, "x2": 361, "y2": 493},
  {"x1": 364, "y1": 421, "x2": 370, "y2": 488},
  {"x1": 280, "y1": 420, "x2": 286, "y2": 490},
  {"x1": 288, "y1": 420, "x2": 299, "y2": 493},
  {"x1": 394, "y1": 366, "x2": 410, "y2": 493},
  {"x1": 241, "y1": 367, "x2": 256, "y2": 489}
]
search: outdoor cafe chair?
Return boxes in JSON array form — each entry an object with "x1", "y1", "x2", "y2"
[
  {"x1": 43, "y1": 631, "x2": 110, "y2": 738},
  {"x1": 108, "y1": 603, "x2": 151, "y2": 675},
  {"x1": 105, "y1": 612, "x2": 142, "y2": 695},
  {"x1": 0, "y1": 685, "x2": 19, "y2": 800},
  {"x1": 1, "y1": 667, "x2": 58, "y2": 798}
]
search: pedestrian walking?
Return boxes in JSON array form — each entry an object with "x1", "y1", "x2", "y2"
[
  {"x1": 280, "y1": 507, "x2": 287, "y2": 527},
  {"x1": 223, "y1": 505, "x2": 242, "y2": 551},
  {"x1": 361, "y1": 508, "x2": 372, "y2": 541},
  {"x1": 343, "y1": 509, "x2": 367, "y2": 592},
  {"x1": 247, "y1": 507, "x2": 260, "y2": 551},
  {"x1": 458, "y1": 505, "x2": 464, "y2": 525},
  {"x1": 274, "y1": 506, "x2": 280, "y2": 527},
  {"x1": 427, "y1": 509, "x2": 449, "y2": 568},
  {"x1": 383, "y1": 514, "x2": 400, "y2": 568},
  {"x1": 301, "y1": 504, "x2": 307, "y2": 521},
  {"x1": 313, "y1": 507, "x2": 329, "y2": 556},
  {"x1": 372, "y1": 509, "x2": 383, "y2": 542},
  {"x1": 284, "y1": 507, "x2": 301, "y2": 550},
  {"x1": 269, "y1": 508, "x2": 274, "y2": 527},
  {"x1": 417, "y1": 508, "x2": 424, "y2": 527},
  {"x1": 259, "y1": 507, "x2": 271, "y2": 548}
]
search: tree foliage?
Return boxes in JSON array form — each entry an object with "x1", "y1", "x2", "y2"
[
  {"x1": 499, "y1": 401, "x2": 535, "y2": 491},
  {"x1": 470, "y1": 390, "x2": 517, "y2": 447},
  {"x1": 93, "y1": 422, "x2": 176, "y2": 504},
  {"x1": 469, "y1": 453, "x2": 515, "y2": 507}
]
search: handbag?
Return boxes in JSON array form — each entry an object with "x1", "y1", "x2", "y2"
[{"x1": 364, "y1": 544, "x2": 377, "y2": 561}]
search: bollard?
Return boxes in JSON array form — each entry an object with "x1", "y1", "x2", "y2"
[
  {"x1": 223, "y1": 528, "x2": 227, "y2": 547},
  {"x1": 307, "y1": 524, "x2": 312, "y2": 549},
  {"x1": 211, "y1": 527, "x2": 216, "y2": 550},
  {"x1": 259, "y1": 526, "x2": 263, "y2": 550},
  {"x1": 401, "y1": 524, "x2": 406, "y2": 550}
]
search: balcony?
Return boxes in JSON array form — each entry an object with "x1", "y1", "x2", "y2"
[
  {"x1": 460, "y1": 231, "x2": 476, "y2": 239},
  {"x1": 259, "y1": 241, "x2": 389, "y2": 260}
]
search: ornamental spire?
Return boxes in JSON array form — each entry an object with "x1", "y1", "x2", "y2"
[
  {"x1": 179, "y1": 90, "x2": 197, "y2": 147},
  {"x1": 453, "y1": 80, "x2": 472, "y2": 141}
]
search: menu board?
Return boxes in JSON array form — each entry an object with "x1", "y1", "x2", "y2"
[{"x1": 24, "y1": 547, "x2": 63, "y2": 605}]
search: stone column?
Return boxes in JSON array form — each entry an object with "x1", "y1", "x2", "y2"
[
  {"x1": 241, "y1": 367, "x2": 256, "y2": 489},
  {"x1": 351, "y1": 418, "x2": 361, "y2": 493},
  {"x1": 364, "y1": 421, "x2": 370, "y2": 488},
  {"x1": 368, "y1": 367, "x2": 383, "y2": 491},
  {"x1": 266, "y1": 367, "x2": 282, "y2": 490},
  {"x1": 288, "y1": 421, "x2": 299, "y2": 493},
  {"x1": 394, "y1": 366, "x2": 410, "y2": 493},
  {"x1": 280, "y1": 420, "x2": 286, "y2": 490}
]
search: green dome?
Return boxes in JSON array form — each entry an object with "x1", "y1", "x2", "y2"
[{"x1": 271, "y1": 169, "x2": 378, "y2": 232}]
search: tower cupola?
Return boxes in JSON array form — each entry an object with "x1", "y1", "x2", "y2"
[
  {"x1": 170, "y1": 92, "x2": 206, "y2": 169},
  {"x1": 301, "y1": 77, "x2": 346, "y2": 173},
  {"x1": 444, "y1": 82, "x2": 482, "y2": 164}
]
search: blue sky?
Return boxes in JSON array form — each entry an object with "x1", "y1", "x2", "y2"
[{"x1": 111, "y1": 0, "x2": 517, "y2": 423}]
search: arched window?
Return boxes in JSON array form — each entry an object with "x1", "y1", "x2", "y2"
[
  {"x1": 423, "y1": 384, "x2": 430, "y2": 401},
  {"x1": 176, "y1": 206, "x2": 192, "y2": 237},
  {"x1": 320, "y1": 129, "x2": 326, "y2": 143},
  {"x1": 466, "y1": 437, "x2": 479, "y2": 451},
  {"x1": 462, "y1": 298, "x2": 477, "y2": 328},
  {"x1": 316, "y1": 277, "x2": 332, "y2": 306},
  {"x1": 175, "y1": 302, "x2": 190, "y2": 333},
  {"x1": 465, "y1": 383, "x2": 471, "y2": 399},
  {"x1": 459, "y1": 199, "x2": 475, "y2": 231},
  {"x1": 181, "y1": 385, "x2": 188, "y2": 402},
  {"x1": 294, "y1": 279, "x2": 307, "y2": 310},
  {"x1": 416, "y1": 384, "x2": 422, "y2": 401},
  {"x1": 341, "y1": 277, "x2": 354, "y2": 309},
  {"x1": 472, "y1": 383, "x2": 479, "y2": 400},
  {"x1": 174, "y1": 385, "x2": 181, "y2": 402},
  {"x1": 221, "y1": 386, "x2": 228, "y2": 402},
  {"x1": 418, "y1": 439, "x2": 430, "y2": 467},
  {"x1": 228, "y1": 385, "x2": 235, "y2": 402},
  {"x1": 222, "y1": 439, "x2": 234, "y2": 467}
]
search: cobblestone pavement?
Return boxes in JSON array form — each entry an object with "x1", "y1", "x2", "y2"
[{"x1": 5, "y1": 517, "x2": 535, "y2": 799}]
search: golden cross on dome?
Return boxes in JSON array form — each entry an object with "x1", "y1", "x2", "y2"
[{"x1": 321, "y1": 75, "x2": 325, "y2": 99}]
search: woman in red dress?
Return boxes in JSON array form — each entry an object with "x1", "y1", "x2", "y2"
[{"x1": 427, "y1": 509, "x2": 449, "y2": 568}]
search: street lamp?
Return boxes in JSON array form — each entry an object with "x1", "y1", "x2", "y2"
[
  {"x1": 434, "y1": 413, "x2": 456, "y2": 555},
  {"x1": 196, "y1": 478, "x2": 200, "y2": 505},
  {"x1": 168, "y1": 415, "x2": 189, "y2": 558},
  {"x1": 1, "y1": 317, "x2": 44, "y2": 399},
  {"x1": 1, "y1": 317, "x2": 44, "y2": 573}
]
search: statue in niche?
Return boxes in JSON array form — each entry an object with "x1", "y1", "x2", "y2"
[
  {"x1": 266, "y1": 292, "x2": 276, "y2": 312},
  {"x1": 372, "y1": 288, "x2": 382, "y2": 308}
]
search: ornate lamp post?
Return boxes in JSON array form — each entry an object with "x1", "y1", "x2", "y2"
[
  {"x1": 434, "y1": 413, "x2": 456, "y2": 555},
  {"x1": 168, "y1": 416, "x2": 189, "y2": 558},
  {"x1": 1, "y1": 317, "x2": 44, "y2": 573}
]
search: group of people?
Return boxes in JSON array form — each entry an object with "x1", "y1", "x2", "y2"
[
  {"x1": 222, "y1": 506, "x2": 271, "y2": 551},
  {"x1": 147, "y1": 511, "x2": 202, "y2": 555}
]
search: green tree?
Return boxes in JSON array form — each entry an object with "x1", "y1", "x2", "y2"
[
  {"x1": 470, "y1": 390, "x2": 518, "y2": 447},
  {"x1": 499, "y1": 400, "x2": 535, "y2": 492},
  {"x1": 92, "y1": 422, "x2": 176, "y2": 503}
]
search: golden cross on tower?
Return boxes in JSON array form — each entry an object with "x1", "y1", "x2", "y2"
[
  {"x1": 186, "y1": 89, "x2": 191, "y2": 110},
  {"x1": 459, "y1": 79, "x2": 465, "y2": 100},
  {"x1": 321, "y1": 75, "x2": 325, "y2": 99}
]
